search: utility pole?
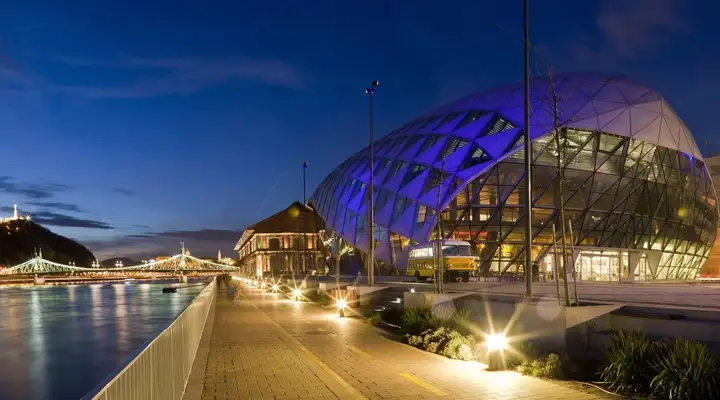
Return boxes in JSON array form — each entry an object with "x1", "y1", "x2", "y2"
[
  {"x1": 366, "y1": 81, "x2": 379, "y2": 286},
  {"x1": 548, "y1": 73, "x2": 571, "y2": 307},
  {"x1": 522, "y1": 0, "x2": 533, "y2": 297}
]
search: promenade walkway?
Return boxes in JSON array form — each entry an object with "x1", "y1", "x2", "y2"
[
  {"x1": 190, "y1": 280, "x2": 611, "y2": 400},
  {"x1": 188, "y1": 281, "x2": 349, "y2": 400}
]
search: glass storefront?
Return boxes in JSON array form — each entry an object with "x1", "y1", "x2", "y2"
[
  {"x1": 578, "y1": 250, "x2": 620, "y2": 281},
  {"x1": 540, "y1": 249, "x2": 654, "y2": 281}
]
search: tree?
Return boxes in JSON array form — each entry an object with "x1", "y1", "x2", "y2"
[{"x1": 319, "y1": 229, "x2": 354, "y2": 288}]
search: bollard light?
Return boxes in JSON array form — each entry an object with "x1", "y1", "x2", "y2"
[
  {"x1": 336, "y1": 298, "x2": 348, "y2": 317},
  {"x1": 486, "y1": 334, "x2": 508, "y2": 351},
  {"x1": 292, "y1": 288, "x2": 302, "y2": 301},
  {"x1": 486, "y1": 334, "x2": 508, "y2": 371}
]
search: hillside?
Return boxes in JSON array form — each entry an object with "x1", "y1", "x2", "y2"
[{"x1": 0, "y1": 219, "x2": 96, "y2": 267}]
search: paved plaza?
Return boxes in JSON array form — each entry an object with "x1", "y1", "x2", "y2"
[
  {"x1": 328, "y1": 275, "x2": 720, "y2": 310},
  {"x1": 192, "y1": 280, "x2": 612, "y2": 400},
  {"x1": 442, "y1": 281, "x2": 720, "y2": 310}
]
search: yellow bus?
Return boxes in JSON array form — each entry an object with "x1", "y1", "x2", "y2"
[{"x1": 406, "y1": 240, "x2": 477, "y2": 282}]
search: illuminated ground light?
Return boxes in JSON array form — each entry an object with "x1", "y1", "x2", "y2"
[
  {"x1": 485, "y1": 334, "x2": 508, "y2": 351},
  {"x1": 336, "y1": 298, "x2": 348, "y2": 317}
]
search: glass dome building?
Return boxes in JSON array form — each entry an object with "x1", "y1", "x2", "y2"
[{"x1": 311, "y1": 74, "x2": 718, "y2": 281}]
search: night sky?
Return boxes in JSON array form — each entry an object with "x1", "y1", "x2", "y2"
[{"x1": 0, "y1": 0, "x2": 717, "y2": 261}]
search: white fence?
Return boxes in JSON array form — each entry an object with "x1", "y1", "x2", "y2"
[{"x1": 83, "y1": 279, "x2": 217, "y2": 400}]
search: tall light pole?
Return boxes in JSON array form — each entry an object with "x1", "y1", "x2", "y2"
[
  {"x1": 303, "y1": 161, "x2": 308, "y2": 205},
  {"x1": 365, "y1": 80, "x2": 379, "y2": 286},
  {"x1": 522, "y1": 0, "x2": 533, "y2": 297},
  {"x1": 303, "y1": 161, "x2": 309, "y2": 275}
]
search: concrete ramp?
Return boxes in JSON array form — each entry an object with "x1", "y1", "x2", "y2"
[{"x1": 565, "y1": 304, "x2": 625, "y2": 329}]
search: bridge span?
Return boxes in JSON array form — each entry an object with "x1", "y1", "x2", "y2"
[{"x1": 0, "y1": 251, "x2": 240, "y2": 277}]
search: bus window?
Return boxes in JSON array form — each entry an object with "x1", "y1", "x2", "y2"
[
  {"x1": 410, "y1": 247, "x2": 433, "y2": 259},
  {"x1": 442, "y1": 245, "x2": 472, "y2": 256}
]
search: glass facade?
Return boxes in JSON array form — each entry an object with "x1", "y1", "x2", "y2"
[
  {"x1": 311, "y1": 74, "x2": 719, "y2": 280},
  {"x1": 441, "y1": 129, "x2": 717, "y2": 279}
]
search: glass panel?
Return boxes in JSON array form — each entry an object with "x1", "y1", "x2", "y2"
[{"x1": 359, "y1": 127, "x2": 720, "y2": 275}]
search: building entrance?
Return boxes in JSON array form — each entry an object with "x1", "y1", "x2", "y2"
[{"x1": 578, "y1": 250, "x2": 620, "y2": 281}]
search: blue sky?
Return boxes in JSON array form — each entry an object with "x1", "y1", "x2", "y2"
[{"x1": 0, "y1": 0, "x2": 717, "y2": 260}]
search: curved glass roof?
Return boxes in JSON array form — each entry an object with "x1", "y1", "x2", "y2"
[
  {"x1": 311, "y1": 74, "x2": 708, "y2": 259},
  {"x1": 427, "y1": 73, "x2": 701, "y2": 158}
]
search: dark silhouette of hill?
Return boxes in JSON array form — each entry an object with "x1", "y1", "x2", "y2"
[
  {"x1": 0, "y1": 218, "x2": 95, "y2": 266},
  {"x1": 101, "y1": 257, "x2": 140, "y2": 268}
]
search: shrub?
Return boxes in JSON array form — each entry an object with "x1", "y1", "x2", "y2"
[
  {"x1": 440, "y1": 330, "x2": 477, "y2": 361},
  {"x1": 650, "y1": 338, "x2": 719, "y2": 400},
  {"x1": 505, "y1": 341, "x2": 536, "y2": 369},
  {"x1": 429, "y1": 306, "x2": 456, "y2": 326},
  {"x1": 422, "y1": 326, "x2": 448, "y2": 353},
  {"x1": 401, "y1": 308, "x2": 433, "y2": 335},
  {"x1": 401, "y1": 306, "x2": 475, "y2": 333},
  {"x1": 516, "y1": 353, "x2": 562, "y2": 378},
  {"x1": 598, "y1": 330, "x2": 658, "y2": 394},
  {"x1": 407, "y1": 333, "x2": 424, "y2": 347},
  {"x1": 407, "y1": 327, "x2": 478, "y2": 361},
  {"x1": 452, "y1": 308, "x2": 473, "y2": 335},
  {"x1": 367, "y1": 313, "x2": 382, "y2": 327}
]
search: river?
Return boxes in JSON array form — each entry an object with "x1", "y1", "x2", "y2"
[{"x1": 0, "y1": 279, "x2": 209, "y2": 399}]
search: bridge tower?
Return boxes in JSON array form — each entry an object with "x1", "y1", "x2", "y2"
[
  {"x1": 31, "y1": 249, "x2": 46, "y2": 285},
  {"x1": 178, "y1": 241, "x2": 188, "y2": 283}
]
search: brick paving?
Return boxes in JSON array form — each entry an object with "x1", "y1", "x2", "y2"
[
  {"x1": 198, "y1": 280, "x2": 612, "y2": 400},
  {"x1": 198, "y1": 281, "x2": 357, "y2": 400}
]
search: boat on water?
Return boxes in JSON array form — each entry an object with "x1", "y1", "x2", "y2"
[{"x1": 123, "y1": 278, "x2": 137, "y2": 284}]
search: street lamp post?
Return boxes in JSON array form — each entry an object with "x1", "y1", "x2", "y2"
[
  {"x1": 303, "y1": 161, "x2": 308, "y2": 205},
  {"x1": 365, "y1": 80, "x2": 379, "y2": 286},
  {"x1": 522, "y1": 0, "x2": 533, "y2": 297},
  {"x1": 303, "y1": 161, "x2": 309, "y2": 275}
]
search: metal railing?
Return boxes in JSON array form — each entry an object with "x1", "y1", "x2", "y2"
[{"x1": 82, "y1": 279, "x2": 217, "y2": 400}]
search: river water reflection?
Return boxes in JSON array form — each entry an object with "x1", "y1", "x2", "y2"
[{"x1": 0, "y1": 280, "x2": 208, "y2": 399}]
